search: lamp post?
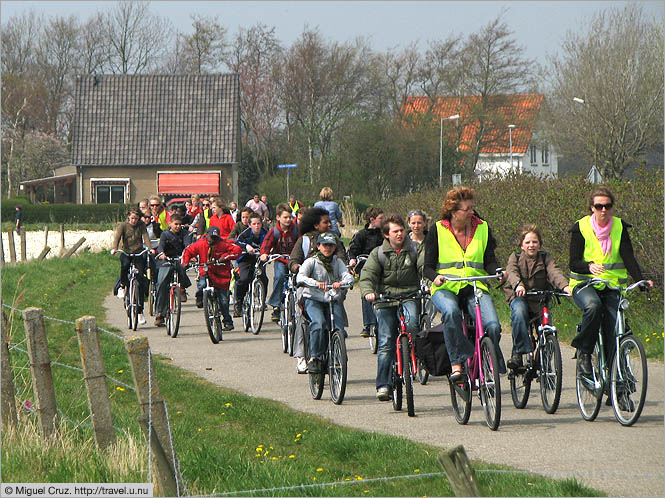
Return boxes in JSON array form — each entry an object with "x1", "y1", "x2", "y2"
[
  {"x1": 508, "y1": 124, "x2": 516, "y2": 170},
  {"x1": 439, "y1": 114, "x2": 460, "y2": 188}
]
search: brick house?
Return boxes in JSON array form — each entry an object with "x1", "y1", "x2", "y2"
[
  {"x1": 71, "y1": 74, "x2": 241, "y2": 204},
  {"x1": 403, "y1": 93, "x2": 558, "y2": 178}
]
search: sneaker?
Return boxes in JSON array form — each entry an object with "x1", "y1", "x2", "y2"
[
  {"x1": 117, "y1": 287, "x2": 126, "y2": 299},
  {"x1": 507, "y1": 353, "x2": 523, "y2": 370},
  {"x1": 376, "y1": 386, "x2": 391, "y2": 401},
  {"x1": 154, "y1": 313, "x2": 165, "y2": 327},
  {"x1": 578, "y1": 352, "x2": 592, "y2": 377},
  {"x1": 138, "y1": 313, "x2": 146, "y2": 325},
  {"x1": 296, "y1": 357, "x2": 308, "y2": 374},
  {"x1": 360, "y1": 327, "x2": 370, "y2": 338},
  {"x1": 307, "y1": 358, "x2": 321, "y2": 374},
  {"x1": 196, "y1": 295, "x2": 203, "y2": 309},
  {"x1": 223, "y1": 322, "x2": 234, "y2": 331},
  {"x1": 271, "y1": 308, "x2": 281, "y2": 322},
  {"x1": 233, "y1": 304, "x2": 242, "y2": 318},
  {"x1": 617, "y1": 392, "x2": 635, "y2": 412},
  {"x1": 180, "y1": 289, "x2": 188, "y2": 303}
]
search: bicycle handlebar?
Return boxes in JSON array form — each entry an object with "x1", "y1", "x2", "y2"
[
  {"x1": 576, "y1": 278, "x2": 651, "y2": 294},
  {"x1": 374, "y1": 290, "x2": 422, "y2": 304},
  {"x1": 114, "y1": 248, "x2": 149, "y2": 258},
  {"x1": 525, "y1": 289, "x2": 571, "y2": 298},
  {"x1": 300, "y1": 282, "x2": 353, "y2": 290},
  {"x1": 440, "y1": 269, "x2": 504, "y2": 283},
  {"x1": 188, "y1": 258, "x2": 231, "y2": 269}
]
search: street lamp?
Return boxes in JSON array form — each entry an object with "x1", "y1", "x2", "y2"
[
  {"x1": 508, "y1": 124, "x2": 516, "y2": 170},
  {"x1": 439, "y1": 114, "x2": 460, "y2": 187}
]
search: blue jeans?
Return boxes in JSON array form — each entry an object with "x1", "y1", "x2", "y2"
[
  {"x1": 155, "y1": 262, "x2": 191, "y2": 316},
  {"x1": 510, "y1": 298, "x2": 533, "y2": 354},
  {"x1": 361, "y1": 296, "x2": 377, "y2": 328},
  {"x1": 375, "y1": 301, "x2": 419, "y2": 390},
  {"x1": 304, "y1": 298, "x2": 345, "y2": 359},
  {"x1": 572, "y1": 285, "x2": 620, "y2": 359},
  {"x1": 431, "y1": 288, "x2": 506, "y2": 373},
  {"x1": 197, "y1": 278, "x2": 232, "y2": 326},
  {"x1": 268, "y1": 261, "x2": 288, "y2": 308}
]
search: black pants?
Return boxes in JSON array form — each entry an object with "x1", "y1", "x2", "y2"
[
  {"x1": 235, "y1": 258, "x2": 267, "y2": 306},
  {"x1": 117, "y1": 253, "x2": 148, "y2": 313}
]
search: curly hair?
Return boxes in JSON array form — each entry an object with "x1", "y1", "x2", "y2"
[
  {"x1": 440, "y1": 187, "x2": 475, "y2": 220},
  {"x1": 299, "y1": 207, "x2": 329, "y2": 234},
  {"x1": 587, "y1": 186, "x2": 615, "y2": 213}
]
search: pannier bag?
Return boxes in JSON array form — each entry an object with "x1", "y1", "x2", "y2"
[{"x1": 414, "y1": 323, "x2": 452, "y2": 376}]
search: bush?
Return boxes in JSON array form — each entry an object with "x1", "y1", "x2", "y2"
[
  {"x1": 383, "y1": 168, "x2": 664, "y2": 286},
  {"x1": 1, "y1": 201, "x2": 133, "y2": 225}
]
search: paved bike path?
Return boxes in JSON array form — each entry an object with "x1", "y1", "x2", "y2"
[{"x1": 103, "y1": 275, "x2": 664, "y2": 497}]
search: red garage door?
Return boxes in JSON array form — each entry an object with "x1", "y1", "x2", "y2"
[{"x1": 158, "y1": 173, "x2": 220, "y2": 195}]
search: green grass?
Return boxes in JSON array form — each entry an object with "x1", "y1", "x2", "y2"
[
  {"x1": 3, "y1": 222, "x2": 116, "y2": 232},
  {"x1": 1, "y1": 253, "x2": 602, "y2": 496}
]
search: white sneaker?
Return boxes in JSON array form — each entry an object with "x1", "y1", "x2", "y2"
[
  {"x1": 138, "y1": 313, "x2": 146, "y2": 325},
  {"x1": 296, "y1": 356, "x2": 307, "y2": 374},
  {"x1": 117, "y1": 287, "x2": 126, "y2": 299}
]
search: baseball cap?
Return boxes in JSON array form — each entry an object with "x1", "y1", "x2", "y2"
[
  {"x1": 317, "y1": 232, "x2": 337, "y2": 245},
  {"x1": 207, "y1": 226, "x2": 221, "y2": 238}
]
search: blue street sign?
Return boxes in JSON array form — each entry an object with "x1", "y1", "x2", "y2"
[{"x1": 277, "y1": 163, "x2": 298, "y2": 168}]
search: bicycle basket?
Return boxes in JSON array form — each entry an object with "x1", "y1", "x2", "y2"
[{"x1": 414, "y1": 323, "x2": 452, "y2": 376}]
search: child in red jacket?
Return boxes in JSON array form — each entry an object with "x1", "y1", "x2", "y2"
[{"x1": 182, "y1": 226, "x2": 242, "y2": 330}]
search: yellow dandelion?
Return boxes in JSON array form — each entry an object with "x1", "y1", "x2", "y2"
[
  {"x1": 255, "y1": 454, "x2": 261, "y2": 457},
  {"x1": 363, "y1": 490, "x2": 369, "y2": 494},
  {"x1": 344, "y1": 478, "x2": 351, "y2": 481},
  {"x1": 414, "y1": 469, "x2": 420, "y2": 473},
  {"x1": 289, "y1": 455, "x2": 295, "y2": 459},
  {"x1": 256, "y1": 447, "x2": 262, "y2": 452},
  {"x1": 197, "y1": 428, "x2": 202, "y2": 432},
  {"x1": 296, "y1": 433, "x2": 302, "y2": 438},
  {"x1": 117, "y1": 369, "x2": 124, "y2": 373},
  {"x1": 303, "y1": 429, "x2": 308, "y2": 433},
  {"x1": 221, "y1": 412, "x2": 226, "y2": 416},
  {"x1": 116, "y1": 386, "x2": 125, "y2": 392},
  {"x1": 176, "y1": 410, "x2": 182, "y2": 415},
  {"x1": 316, "y1": 467, "x2": 324, "y2": 472},
  {"x1": 225, "y1": 402, "x2": 231, "y2": 407},
  {"x1": 271, "y1": 457, "x2": 277, "y2": 461},
  {"x1": 269, "y1": 446, "x2": 274, "y2": 449},
  {"x1": 356, "y1": 476, "x2": 363, "y2": 480},
  {"x1": 661, "y1": 332, "x2": 664, "y2": 338},
  {"x1": 646, "y1": 337, "x2": 650, "y2": 342}
]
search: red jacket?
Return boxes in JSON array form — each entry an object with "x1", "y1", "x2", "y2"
[
  {"x1": 209, "y1": 213, "x2": 236, "y2": 239},
  {"x1": 181, "y1": 237, "x2": 241, "y2": 289},
  {"x1": 260, "y1": 223, "x2": 299, "y2": 265}
]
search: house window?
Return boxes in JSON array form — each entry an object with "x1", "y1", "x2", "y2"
[
  {"x1": 530, "y1": 144, "x2": 537, "y2": 165},
  {"x1": 95, "y1": 185, "x2": 125, "y2": 204},
  {"x1": 541, "y1": 144, "x2": 549, "y2": 165}
]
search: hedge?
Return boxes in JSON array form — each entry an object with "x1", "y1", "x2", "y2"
[
  {"x1": 382, "y1": 168, "x2": 664, "y2": 286},
  {"x1": 1, "y1": 201, "x2": 133, "y2": 224}
]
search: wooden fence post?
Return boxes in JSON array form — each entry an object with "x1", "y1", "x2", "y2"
[
  {"x1": 63, "y1": 237, "x2": 86, "y2": 259},
  {"x1": 44, "y1": 225, "x2": 49, "y2": 247},
  {"x1": 76, "y1": 316, "x2": 116, "y2": 449},
  {"x1": 438, "y1": 445, "x2": 482, "y2": 497},
  {"x1": 7, "y1": 228, "x2": 16, "y2": 263},
  {"x1": 125, "y1": 336, "x2": 183, "y2": 496},
  {"x1": 20, "y1": 230, "x2": 27, "y2": 262},
  {"x1": 1, "y1": 310, "x2": 19, "y2": 431},
  {"x1": 59, "y1": 224, "x2": 65, "y2": 256},
  {"x1": 0, "y1": 230, "x2": 5, "y2": 267},
  {"x1": 22, "y1": 307, "x2": 58, "y2": 437},
  {"x1": 138, "y1": 416, "x2": 178, "y2": 497},
  {"x1": 38, "y1": 247, "x2": 51, "y2": 260}
]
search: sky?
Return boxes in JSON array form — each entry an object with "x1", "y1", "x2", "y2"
[{"x1": 2, "y1": 1, "x2": 664, "y2": 64}]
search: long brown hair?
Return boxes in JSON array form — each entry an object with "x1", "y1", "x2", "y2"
[{"x1": 440, "y1": 187, "x2": 475, "y2": 220}]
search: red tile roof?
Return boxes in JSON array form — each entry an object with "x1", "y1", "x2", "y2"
[{"x1": 403, "y1": 93, "x2": 543, "y2": 154}]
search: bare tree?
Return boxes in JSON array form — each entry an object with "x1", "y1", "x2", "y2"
[
  {"x1": 419, "y1": 35, "x2": 463, "y2": 109},
  {"x1": 101, "y1": 0, "x2": 172, "y2": 74},
  {"x1": 545, "y1": 3, "x2": 664, "y2": 179},
  {"x1": 1, "y1": 10, "x2": 41, "y2": 75},
  {"x1": 177, "y1": 14, "x2": 227, "y2": 74},
  {"x1": 78, "y1": 13, "x2": 107, "y2": 76},
  {"x1": 227, "y1": 23, "x2": 283, "y2": 176}
]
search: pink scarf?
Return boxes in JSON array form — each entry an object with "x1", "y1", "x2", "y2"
[{"x1": 590, "y1": 213, "x2": 612, "y2": 255}]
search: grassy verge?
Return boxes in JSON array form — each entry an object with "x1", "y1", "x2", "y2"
[
  {"x1": 1, "y1": 253, "x2": 601, "y2": 496},
  {"x1": 3, "y1": 222, "x2": 116, "y2": 232}
]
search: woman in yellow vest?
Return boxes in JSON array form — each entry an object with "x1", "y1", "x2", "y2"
[
  {"x1": 569, "y1": 186, "x2": 652, "y2": 378},
  {"x1": 423, "y1": 187, "x2": 507, "y2": 383}
]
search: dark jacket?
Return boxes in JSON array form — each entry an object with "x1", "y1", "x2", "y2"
[
  {"x1": 348, "y1": 224, "x2": 384, "y2": 259},
  {"x1": 504, "y1": 250, "x2": 569, "y2": 313},
  {"x1": 228, "y1": 221, "x2": 249, "y2": 240},
  {"x1": 157, "y1": 229, "x2": 187, "y2": 258},
  {"x1": 235, "y1": 226, "x2": 267, "y2": 263}
]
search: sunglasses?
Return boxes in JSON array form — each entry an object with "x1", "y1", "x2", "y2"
[
  {"x1": 593, "y1": 203, "x2": 613, "y2": 211},
  {"x1": 202, "y1": 203, "x2": 210, "y2": 207},
  {"x1": 150, "y1": 204, "x2": 160, "y2": 207},
  {"x1": 408, "y1": 210, "x2": 425, "y2": 218}
]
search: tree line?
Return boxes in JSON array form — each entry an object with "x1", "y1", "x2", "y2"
[{"x1": 1, "y1": 1, "x2": 662, "y2": 203}]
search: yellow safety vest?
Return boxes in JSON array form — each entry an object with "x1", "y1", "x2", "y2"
[
  {"x1": 569, "y1": 215, "x2": 627, "y2": 290},
  {"x1": 289, "y1": 201, "x2": 302, "y2": 216},
  {"x1": 431, "y1": 220, "x2": 489, "y2": 295},
  {"x1": 203, "y1": 208, "x2": 211, "y2": 229},
  {"x1": 157, "y1": 209, "x2": 168, "y2": 231}
]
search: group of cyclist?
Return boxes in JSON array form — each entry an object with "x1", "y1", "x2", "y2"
[{"x1": 111, "y1": 184, "x2": 652, "y2": 408}]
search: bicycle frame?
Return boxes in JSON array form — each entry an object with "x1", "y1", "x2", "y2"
[
  {"x1": 374, "y1": 292, "x2": 421, "y2": 378},
  {"x1": 524, "y1": 290, "x2": 568, "y2": 371}
]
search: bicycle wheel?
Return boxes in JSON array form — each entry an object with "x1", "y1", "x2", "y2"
[
  {"x1": 287, "y1": 293, "x2": 297, "y2": 356},
  {"x1": 203, "y1": 291, "x2": 223, "y2": 344},
  {"x1": 242, "y1": 293, "x2": 251, "y2": 332},
  {"x1": 129, "y1": 279, "x2": 139, "y2": 331},
  {"x1": 368, "y1": 323, "x2": 378, "y2": 354},
  {"x1": 610, "y1": 335, "x2": 647, "y2": 426},
  {"x1": 575, "y1": 346, "x2": 602, "y2": 421},
  {"x1": 250, "y1": 279, "x2": 265, "y2": 335},
  {"x1": 167, "y1": 286, "x2": 181, "y2": 338},
  {"x1": 281, "y1": 292, "x2": 290, "y2": 353},
  {"x1": 148, "y1": 277, "x2": 155, "y2": 316},
  {"x1": 329, "y1": 330, "x2": 348, "y2": 405},
  {"x1": 448, "y1": 374, "x2": 472, "y2": 425},
  {"x1": 479, "y1": 336, "x2": 501, "y2": 431},
  {"x1": 418, "y1": 315, "x2": 431, "y2": 385},
  {"x1": 539, "y1": 334, "x2": 562, "y2": 414},
  {"x1": 391, "y1": 361, "x2": 403, "y2": 411},
  {"x1": 400, "y1": 336, "x2": 415, "y2": 417},
  {"x1": 509, "y1": 362, "x2": 531, "y2": 410}
]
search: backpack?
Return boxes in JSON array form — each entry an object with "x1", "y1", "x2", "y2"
[
  {"x1": 376, "y1": 244, "x2": 418, "y2": 269},
  {"x1": 272, "y1": 224, "x2": 299, "y2": 243}
]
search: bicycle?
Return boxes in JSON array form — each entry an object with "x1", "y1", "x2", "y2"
[
  {"x1": 242, "y1": 253, "x2": 283, "y2": 335},
  {"x1": 373, "y1": 290, "x2": 422, "y2": 417},
  {"x1": 443, "y1": 271, "x2": 504, "y2": 431},
  {"x1": 147, "y1": 239, "x2": 159, "y2": 316},
  {"x1": 355, "y1": 254, "x2": 378, "y2": 354},
  {"x1": 574, "y1": 278, "x2": 650, "y2": 426},
  {"x1": 302, "y1": 283, "x2": 353, "y2": 405},
  {"x1": 162, "y1": 257, "x2": 184, "y2": 338},
  {"x1": 189, "y1": 258, "x2": 231, "y2": 344},
  {"x1": 114, "y1": 248, "x2": 149, "y2": 331},
  {"x1": 508, "y1": 289, "x2": 570, "y2": 413},
  {"x1": 416, "y1": 278, "x2": 438, "y2": 385},
  {"x1": 280, "y1": 271, "x2": 299, "y2": 354}
]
